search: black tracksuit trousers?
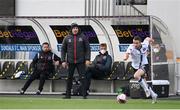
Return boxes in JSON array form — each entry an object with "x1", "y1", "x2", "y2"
[
  {"x1": 66, "y1": 63, "x2": 87, "y2": 97},
  {"x1": 22, "y1": 70, "x2": 49, "y2": 92}
]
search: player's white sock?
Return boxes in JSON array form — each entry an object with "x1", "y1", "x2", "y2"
[
  {"x1": 149, "y1": 87, "x2": 157, "y2": 97},
  {"x1": 149, "y1": 87, "x2": 158, "y2": 104},
  {"x1": 138, "y1": 78, "x2": 148, "y2": 91},
  {"x1": 138, "y1": 78, "x2": 150, "y2": 97}
]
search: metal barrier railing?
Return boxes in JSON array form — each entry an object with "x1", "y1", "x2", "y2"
[{"x1": 85, "y1": 0, "x2": 146, "y2": 17}]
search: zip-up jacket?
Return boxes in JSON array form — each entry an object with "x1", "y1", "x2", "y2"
[
  {"x1": 61, "y1": 33, "x2": 91, "y2": 64},
  {"x1": 33, "y1": 51, "x2": 61, "y2": 73},
  {"x1": 92, "y1": 51, "x2": 112, "y2": 74}
]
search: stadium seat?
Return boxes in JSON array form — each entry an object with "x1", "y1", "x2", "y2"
[
  {"x1": 16, "y1": 61, "x2": 28, "y2": 73},
  {"x1": 124, "y1": 62, "x2": 134, "y2": 80},
  {"x1": 0, "y1": 62, "x2": 1, "y2": 71},
  {"x1": 48, "y1": 65, "x2": 61, "y2": 80},
  {"x1": 56, "y1": 66, "x2": 84, "y2": 80},
  {"x1": 0, "y1": 62, "x2": 1, "y2": 78},
  {"x1": 28, "y1": 62, "x2": 34, "y2": 75},
  {"x1": 117, "y1": 61, "x2": 126, "y2": 80},
  {"x1": 12, "y1": 61, "x2": 29, "y2": 79},
  {"x1": 55, "y1": 65, "x2": 68, "y2": 79},
  {"x1": 106, "y1": 62, "x2": 119, "y2": 80},
  {"x1": 0, "y1": 61, "x2": 15, "y2": 79},
  {"x1": 19, "y1": 62, "x2": 33, "y2": 80},
  {"x1": 107, "y1": 61, "x2": 126, "y2": 80}
]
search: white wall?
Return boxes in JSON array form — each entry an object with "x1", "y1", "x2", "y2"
[
  {"x1": 147, "y1": 0, "x2": 180, "y2": 57},
  {"x1": 16, "y1": 0, "x2": 85, "y2": 16}
]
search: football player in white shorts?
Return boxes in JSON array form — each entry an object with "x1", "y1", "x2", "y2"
[{"x1": 124, "y1": 36, "x2": 158, "y2": 104}]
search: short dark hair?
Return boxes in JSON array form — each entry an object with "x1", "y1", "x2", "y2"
[
  {"x1": 133, "y1": 36, "x2": 142, "y2": 42},
  {"x1": 100, "y1": 43, "x2": 107, "y2": 48},
  {"x1": 42, "y1": 42, "x2": 49, "y2": 46}
]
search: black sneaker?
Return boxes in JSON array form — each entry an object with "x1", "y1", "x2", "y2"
[
  {"x1": 62, "y1": 92, "x2": 66, "y2": 95},
  {"x1": 36, "y1": 90, "x2": 41, "y2": 95},
  {"x1": 19, "y1": 90, "x2": 24, "y2": 95},
  {"x1": 86, "y1": 90, "x2": 89, "y2": 96},
  {"x1": 62, "y1": 96, "x2": 71, "y2": 99}
]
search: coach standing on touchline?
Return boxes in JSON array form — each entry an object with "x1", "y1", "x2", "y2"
[{"x1": 61, "y1": 23, "x2": 91, "y2": 99}]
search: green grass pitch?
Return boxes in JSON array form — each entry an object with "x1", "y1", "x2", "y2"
[{"x1": 0, "y1": 95, "x2": 180, "y2": 109}]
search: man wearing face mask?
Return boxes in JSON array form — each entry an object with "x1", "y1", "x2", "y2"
[
  {"x1": 153, "y1": 43, "x2": 167, "y2": 62},
  {"x1": 86, "y1": 43, "x2": 112, "y2": 93},
  {"x1": 61, "y1": 23, "x2": 91, "y2": 99},
  {"x1": 19, "y1": 42, "x2": 61, "y2": 95}
]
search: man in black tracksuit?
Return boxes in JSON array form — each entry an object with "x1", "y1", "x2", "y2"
[
  {"x1": 86, "y1": 43, "x2": 112, "y2": 92},
  {"x1": 20, "y1": 42, "x2": 61, "y2": 95},
  {"x1": 61, "y1": 23, "x2": 91, "y2": 99}
]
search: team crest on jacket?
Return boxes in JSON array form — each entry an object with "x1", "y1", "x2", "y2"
[
  {"x1": 68, "y1": 39, "x2": 72, "y2": 42},
  {"x1": 142, "y1": 48, "x2": 146, "y2": 52},
  {"x1": 103, "y1": 56, "x2": 107, "y2": 60},
  {"x1": 79, "y1": 38, "x2": 83, "y2": 42},
  {"x1": 48, "y1": 56, "x2": 52, "y2": 60}
]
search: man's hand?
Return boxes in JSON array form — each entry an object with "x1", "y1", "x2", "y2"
[
  {"x1": 54, "y1": 61, "x2": 59, "y2": 66},
  {"x1": 123, "y1": 53, "x2": 129, "y2": 61},
  {"x1": 123, "y1": 58, "x2": 127, "y2": 61},
  {"x1": 62, "y1": 62, "x2": 68, "y2": 68},
  {"x1": 145, "y1": 37, "x2": 154, "y2": 44},
  {"x1": 85, "y1": 60, "x2": 91, "y2": 66},
  {"x1": 149, "y1": 38, "x2": 154, "y2": 44}
]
